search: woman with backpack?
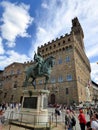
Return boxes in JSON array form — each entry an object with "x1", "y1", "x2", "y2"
[{"x1": 65, "y1": 109, "x2": 75, "y2": 130}]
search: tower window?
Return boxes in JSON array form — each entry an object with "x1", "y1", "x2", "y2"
[
  {"x1": 54, "y1": 44, "x2": 56, "y2": 48},
  {"x1": 68, "y1": 38, "x2": 70, "y2": 41},
  {"x1": 63, "y1": 40, "x2": 65, "y2": 44},
  {"x1": 58, "y1": 42, "x2": 60, "y2": 46},
  {"x1": 42, "y1": 49, "x2": 44, "y2": 53}
]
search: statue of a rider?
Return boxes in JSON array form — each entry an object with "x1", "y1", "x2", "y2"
[{"x1": 34, "y1": 51, "x2": 44, "y2": 75}]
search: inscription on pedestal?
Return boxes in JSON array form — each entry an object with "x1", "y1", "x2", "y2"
[{"x1": 23, "y1": 97, "x2": 37, "y2": 109}]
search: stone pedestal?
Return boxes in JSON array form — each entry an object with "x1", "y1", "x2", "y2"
[{"x1": 19, "y1": 89, "x2": 50, "y2": 126}]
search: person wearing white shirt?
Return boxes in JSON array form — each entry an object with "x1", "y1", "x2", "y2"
[{"x1": 91, "y1": 113, "x2": 98, "y2": 130}]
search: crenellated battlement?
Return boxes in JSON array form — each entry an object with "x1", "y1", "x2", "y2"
[
  {"x1": 37, "y1": 17, "x2": 85, "y2": 56},
  {"x1": 38, "y1": 32, "x2": 72, "y2": 50},
  {"x1": 37, "y1": 33, "x2": 74, "y2": 59},
  {"x1": 24, "y1": 60, "x2": 34, "y2": 65}
]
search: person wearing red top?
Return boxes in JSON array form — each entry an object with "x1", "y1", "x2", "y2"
[{"x1": 78, "y1": 108, "x2": 87, "y2": 130}]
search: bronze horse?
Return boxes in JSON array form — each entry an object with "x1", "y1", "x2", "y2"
[{"x1": 24, "y1": 56, "x2": 55, "y2": 89}]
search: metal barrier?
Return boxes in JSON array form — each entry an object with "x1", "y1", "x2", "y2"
[
  {"x1": 4, "y1": 109, "x2": 65, "y2": 129},
  {"x1": 4, "y1": 111, "x2": 52, "y2": 130}
]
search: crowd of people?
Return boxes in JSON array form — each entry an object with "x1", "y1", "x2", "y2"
[
  {"x1": 0, "y1": 102, "x2": 21, "y2": 130},
  {"x1": 54, "y1": 105, "x2": 98, "y2": 130},
  {"x1": 0, "y1": 102, "x2": 98, "y2": 130},
  {"x1": 0, "y1": 102, "x2": 21, "y2": 111}
]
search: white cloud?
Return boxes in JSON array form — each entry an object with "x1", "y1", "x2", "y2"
[
  {"x1": 0, "y1": 50, "x2": 31, "y2": 70},
  {"x1": 86, "y1": 44, "x2": 98, "y2": 58},
  {"x1": 0, "y1": 37, "x2": 5, "y2": 54},
  {"x1": 0, "y1": 1, "x2": 33, "y2": 47},
  {"x1": 30, "y1": 0, "x2": 98, "y2": 83},
  {"x1": 41, "y1": 2, "x2": 49, "y2": 9},
  {"x1": 91, "y1": 63, "x2": 98, "y2": 84}
]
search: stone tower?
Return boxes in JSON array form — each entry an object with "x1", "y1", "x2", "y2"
[{"x1": 71, "y1": 17, "x2": 84, "y2": 50}]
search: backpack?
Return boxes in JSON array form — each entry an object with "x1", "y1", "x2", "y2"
[
  {"x1": 1, "y1": 116, "x2": 5, "y2": 124},
  {"x1": 71, "y1": 116, "x2": 76, "y2": 126}
]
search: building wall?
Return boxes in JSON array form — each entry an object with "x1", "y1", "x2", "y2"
[
  {"x1": 1, "y1": 63, "x2": 25, "y2": 103},
  {"x1": 92, "y1": 81, "x2": 98, "y2": 103}
]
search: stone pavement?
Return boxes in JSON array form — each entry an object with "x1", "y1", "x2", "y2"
[
  {"x1": 3, "y1": 116, "x2": 89, "y2": 130},
  {"x1": 3, "y1": 123, "x2": 65, "y2": 130}
]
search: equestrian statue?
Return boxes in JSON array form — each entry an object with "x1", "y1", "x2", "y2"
[{"x1": 23, "y1": 51, "x2": 55, "y2": 90}]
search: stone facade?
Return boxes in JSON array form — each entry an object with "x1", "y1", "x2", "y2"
[
  {"x1": 0, "y1": 70, "x2": 3, "y2": 102},
  {"x1": 37, "y1": 17, "x2": 91, "y2": 105},
  {"x1": 91, "y1": 81, "x2": 98, "y2": 103},
  {"x1": 0, "y1": 17, "x2": 92, "y2": 105}
]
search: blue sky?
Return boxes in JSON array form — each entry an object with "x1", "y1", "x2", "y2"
[{"x1": 0, "y1": 0, "x2": 98, "y2": 83}]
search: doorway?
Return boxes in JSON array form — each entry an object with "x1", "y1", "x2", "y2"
[{"x1": 51, "y1": 94, "x2": 55, "y2": 104}]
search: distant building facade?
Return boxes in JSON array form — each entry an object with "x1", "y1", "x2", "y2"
[
  {"x1": 92, "y1": 81, "x2": 98, "y2": 103},
  {"x1": 0, "y1": 17, "x2": 93, "y2": 105}
]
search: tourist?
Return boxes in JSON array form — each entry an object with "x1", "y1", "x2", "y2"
[
  {"x1": 65, "y1": 109, "x2": 74, "y2": 130},
  {"x1": 88, "y1": 107, "x2": 94, "y2": 119},
  {"x1": 86, "y1": 121, "x2": 92, "y2": 130},
  {"x1": 91, "y1": 113, "x2": 98, "y2": 130},
  {"x1": 78, "y1": 108, "x2": 87, "y2": 130},
  {"x1": 0, "y1": 109, "x2": 5, "y2": 130}
]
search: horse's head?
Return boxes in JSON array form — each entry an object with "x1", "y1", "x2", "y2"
[
  {"x1": 49, "y1": 56, "x2": 55, "y2": 67},
  {"x1": 44, "y1": 56, "x2": 55, "y2": 68}
]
